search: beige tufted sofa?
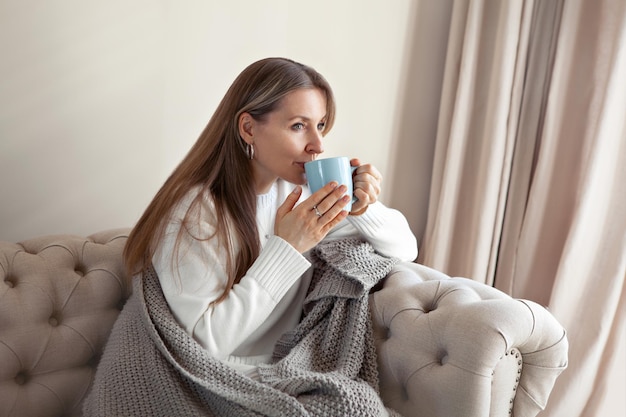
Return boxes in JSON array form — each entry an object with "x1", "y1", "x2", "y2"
[{"x1": 0, "y1": 229, "x2": 568, "y2": 417}]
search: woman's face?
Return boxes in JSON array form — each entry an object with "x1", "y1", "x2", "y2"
[{"x1": 242, "y1": 88, "x2": 328, "y2": 194}]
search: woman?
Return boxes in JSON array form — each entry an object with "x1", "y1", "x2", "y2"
[{"x1": 123, "y1": 57, "x2": 417, "y2": 384}]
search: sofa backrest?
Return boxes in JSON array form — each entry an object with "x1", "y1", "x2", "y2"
[{"x1": 0, "y1": 229, "x2": 131, "y2": 417}]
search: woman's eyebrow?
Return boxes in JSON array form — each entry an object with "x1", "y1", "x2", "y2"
[{"x1": 287, "y1": 115, "x2": 326, "y2": 122}]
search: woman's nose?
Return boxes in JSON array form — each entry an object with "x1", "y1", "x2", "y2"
[{"x1": 306, "y1": 131, "x2": 324, "y2": 155}]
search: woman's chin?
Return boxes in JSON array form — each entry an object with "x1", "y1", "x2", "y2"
[{"x1": 284, "y1": 173, "x2": 308, "y2": 185}]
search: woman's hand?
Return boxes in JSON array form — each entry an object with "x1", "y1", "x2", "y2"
[
  {"x1": 349, "y1": 158, "x2": 382, "y2": 215},
  {"x1": 275, "y1": 183, "x2": 350, "y2": 253}
]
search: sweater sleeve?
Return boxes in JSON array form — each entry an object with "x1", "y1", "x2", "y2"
[
  {"x1": 152, "y1": 195, "x2": 311, "y2": 360},
  {"x1": 326, "y1": 201, "x2": 418, "y2": 262}
]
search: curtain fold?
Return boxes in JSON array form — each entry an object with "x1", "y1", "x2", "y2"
[
  {"x1": 526, "y1": 1, "x2": 626, "y2": 414},
  {"x1": 419, "y1": 0, "x2": 530, "y2": 285},
  {"x1": 398, "y1": 0, "x2": 626, "y2": 414},
  {"x1": 494, "y1": 0, "x2": 563, "y2": 296}
]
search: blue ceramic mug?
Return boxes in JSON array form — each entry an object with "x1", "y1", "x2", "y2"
[{"x1": 304, "y1": 156, "x2": 357, "y2": 212}]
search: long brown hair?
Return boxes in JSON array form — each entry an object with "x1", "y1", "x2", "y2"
[{"x1": 123, "y1": 57, "x2": 336, "y2": 302}]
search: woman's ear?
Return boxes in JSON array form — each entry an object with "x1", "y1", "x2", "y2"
[{"x1": 238, "y1": 112, "x2": 254, "y2": 145}]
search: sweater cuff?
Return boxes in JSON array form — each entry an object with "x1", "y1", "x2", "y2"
[
  {"x1": 247, "y1": 235, "x2": 311, "y2": 300},
  {"x1": 347, "y1": 202, "x2": 387, "y2": 236}
]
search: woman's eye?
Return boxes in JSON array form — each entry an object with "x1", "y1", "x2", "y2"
[
  {"x1": 317, "y1": 122, "x2": 326, "y2": 131},
  {"x1": 292, "y1": 123, "x2": 305, "y2": 131}
]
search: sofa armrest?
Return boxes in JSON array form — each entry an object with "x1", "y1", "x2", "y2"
[
  {"x1": 0, "y1": 229, "x2": 131, "y2": 417},
  {"x1": 370, "y1": 263, "x2": 568, "y2": 417}
]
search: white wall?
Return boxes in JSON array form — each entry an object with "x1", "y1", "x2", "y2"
[{"x1": 0, "y1": 0, "x2": 416, "y2": 241}]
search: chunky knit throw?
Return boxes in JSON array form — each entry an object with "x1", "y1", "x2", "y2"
[{"x1": 83, "y1": 238, "x2": 401, "y2": 417}]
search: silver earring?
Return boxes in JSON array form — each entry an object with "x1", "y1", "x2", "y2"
[{"x1": 247, "y1": 143, "x2": 255, "y2": 160}]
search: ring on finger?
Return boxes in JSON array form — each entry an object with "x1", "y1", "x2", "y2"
[{"x1": 312, "y1": 205, "x2": 323, "y2": 217}]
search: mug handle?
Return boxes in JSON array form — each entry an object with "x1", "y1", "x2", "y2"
[{"x1": 350, "y1": 166, "x2": 358, "y2": 203}]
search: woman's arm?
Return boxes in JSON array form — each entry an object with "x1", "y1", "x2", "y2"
[
  {"x1": 328, "y1": 201, "x2": 418, "y2": 262},
  {"x1": 152, "y1": 194, "x2": 310, "y2": 360}
]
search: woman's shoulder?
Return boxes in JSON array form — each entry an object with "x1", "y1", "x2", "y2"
[
  {"x1": 179, "y1": 185, "x2": 216, "y2": 211},
  {"x1": 166, "y1": 185, "x2": 218, "y2": 233}
]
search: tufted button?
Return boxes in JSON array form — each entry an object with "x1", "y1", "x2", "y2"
[
  {"x1": 4, "y1": 277, "x2": 15, "y2": 288},
  {"x1": 49, "y1": 316, "x2": 59, "y2": 327},
  {"x1": 14, "y1": 371, "x2": 29, "y2": 385},
  {"x1": 401, "y1": 386, "x2": 409, "y2": 401},
  {"x1": 385, "y1": 327, "x2": 392, "y2": 339},
  {"x1": 87, "y1": 355, "x2": 100, "y2": 368},
  {"x1": 422, "y1": 303, "x2": 436, "y2": 314},
  {"x1": 437, "y1": 350, "x2": 449, "y2": 365}
]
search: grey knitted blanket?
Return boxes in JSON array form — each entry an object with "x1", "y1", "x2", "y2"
[{"x1": 84, "y1": 238, "x2": 401, "y2": 417}]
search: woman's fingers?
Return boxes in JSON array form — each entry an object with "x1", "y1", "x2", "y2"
[
  {"x1": 309, "y1": 183, "x2": 350, "y2": 219},
  {"x1": 349, "y1": 161, "x2": 383, "y2": 215},
  {"x1": 275, "y1": 182, "x2": 349, "y2": 253},
  {"x1": 320, "y1": 194, "x2": 350, "y2": 229},
  {"x1": 276, "y1": 185, "x2": 302, "y2": 220},
  {"x1": 314, "y1": 193, "x2": 350, "y2": 225},
  {"x1": 353, "y1": 177, "x2": 380, "y2": 202}
]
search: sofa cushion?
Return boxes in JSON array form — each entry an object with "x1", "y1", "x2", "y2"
[{"x1": 0, "y1": 229, "x2": 130, "y2": 417}]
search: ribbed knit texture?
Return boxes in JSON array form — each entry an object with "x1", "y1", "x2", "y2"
[{"x1": 83, "y1": 238, "x2": 401, "y2": 417}]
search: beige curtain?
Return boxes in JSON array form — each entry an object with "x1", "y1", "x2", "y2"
[
  {"x1": 391, "y1": 0, "x2": 626, "y2": 415},
  {"x1": 419, "y1": 0, "x2": 532, "y2": 284}
]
